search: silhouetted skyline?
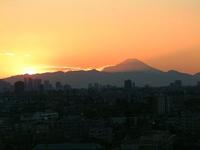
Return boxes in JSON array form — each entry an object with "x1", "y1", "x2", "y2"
[{"x1": 3, "y1": 59, "x2": 200, "y2": 88}]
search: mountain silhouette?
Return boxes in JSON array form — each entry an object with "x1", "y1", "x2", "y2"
[
  {"x1": 3, "y1": 59, "x2": 200, "y2": 88},
  {"x1": 103, "y1": 58, "x2": 161, "y2": 73}
]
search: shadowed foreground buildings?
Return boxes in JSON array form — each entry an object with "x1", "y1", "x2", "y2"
[
  {"x1": 33, "y1": 143, "x2": 103, "y2": 150},
  {"x1": 32, "y1": 131, "x2": 175, "y2": 150},
  {"x1": 121, "y1": 131, "x2": 175, "y2": 150},
  {"x1": 0, "y1": 78, "x2": 200, "y2": 149},
  {"x1": 14, "y1": 81, "x2": 25, "y2": 94}
]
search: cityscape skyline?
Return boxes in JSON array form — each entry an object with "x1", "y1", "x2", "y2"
[
  {"x1": 1, "y1": 1, "x2": 200, "y2": 149},
  {"x1": 2, "y1": 59, "x2": 200, "y2": 89}
]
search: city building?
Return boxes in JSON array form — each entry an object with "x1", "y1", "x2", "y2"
[
  {"x1": 24, "y1": 77, "x2": 33, "y2": 91},
  {"x1": 43, "y1": 80, "x2": 53, "y2": 91},
  {"x1": 56, "y1": 81, "x2": 63, "y2": 91},
  {"x1": 124, "y1": 80, "x2": 134, "y2": 90},
  {"x1": 33, "y1": 79, "x2": 42, "y2": 91},
  {"x1": 170, "y1": 80, "x2": 182, "y2": 88},
  {"x1": 139, "y1": 131, "x2": 175, "y2": 150},
  {"x1": 14, "y1": 81, "x2": 25, "y2": 93},
  {"x1": 197, "y1": 81, "x2": 200, "y2": 87},
  {"x1": 33, "y1": 143, "x2": 104, "y2": 150}
]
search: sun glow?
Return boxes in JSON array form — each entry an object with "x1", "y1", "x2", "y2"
[{"x1": 23, "y1": 67, "x2": 37, "y2": 75}]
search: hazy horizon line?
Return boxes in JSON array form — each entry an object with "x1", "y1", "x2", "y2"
[{"x1": 2, "y1": 65, "x2": 199, "y2": 80}]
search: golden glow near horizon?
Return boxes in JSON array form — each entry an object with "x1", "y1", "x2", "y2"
[
  {"x1": 0, "y1": 0, "x2": 200, "y2": 78},
  {"x1": 22, "y1": 67, "x2": 37, "y2": 75}
]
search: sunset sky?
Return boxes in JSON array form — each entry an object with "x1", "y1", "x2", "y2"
[{"x1": 0, "y1": 0, "x2": 200, "y2": 78}]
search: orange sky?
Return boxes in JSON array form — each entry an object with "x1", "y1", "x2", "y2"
[{"x1": 0, "y1": 0, "x2": 200, "y2": 78}]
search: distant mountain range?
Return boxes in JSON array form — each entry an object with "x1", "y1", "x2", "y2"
[
  {"x1": 3, "y1": 59, "x2": 200, "y2": 88},
  {"x1": 103, "y1": 58, "x2": 161, "y2": 73}
]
